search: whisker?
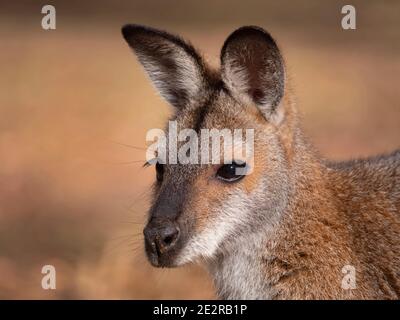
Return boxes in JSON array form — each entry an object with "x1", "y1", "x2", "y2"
[
  {"x1": 109, "y1": 140, "x2": 147, "y2": 151},
  {"x1": 109, "y1": 232, "x2": 143, "y2": 242},
  {"x1": 119, "y1": 220, "x2": 144, "y2": 225},
  {"x1": 103, "y1": 235, "x2": 144, "y2": 257},
  {"x1": 126, "y1": 186, "x2": 152, "y2": 210},
  {"x1": 106, "y1": 160, "x2": 146, "y2": 165}
]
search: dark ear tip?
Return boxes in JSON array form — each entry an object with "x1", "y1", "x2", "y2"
[
  {"x1": 221, "y1": 25, "x2": 277, "y2": 57},
  {"x1": 230, "y1": 25, "x2": 272, "y2": 38},
  {"x1": 121, "y1": 24, "x2": 146, "y2": 41}
]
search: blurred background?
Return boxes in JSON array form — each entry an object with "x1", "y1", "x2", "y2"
[{"x1": 0, "y1": 0, "x2": 399, "y2": 299}]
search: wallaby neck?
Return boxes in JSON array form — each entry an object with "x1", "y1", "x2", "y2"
[{"x1": 208, "y1": 129, "x2": 356, "y2": 299}]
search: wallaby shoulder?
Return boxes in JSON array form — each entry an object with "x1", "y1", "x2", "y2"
[
  {"x1": 256, "y1": 150, "x2": 400, "y2": 299},
  {"x1": 323, "y1": 150, "x2": 400, "y2": 298},
  {"x1": 326, "y1": 149, "x2": 400, "y2": 210}
]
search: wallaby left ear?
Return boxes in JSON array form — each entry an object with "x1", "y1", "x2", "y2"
[{"x1": 221, "y1": 26, "x2": 285, "y2": 120}]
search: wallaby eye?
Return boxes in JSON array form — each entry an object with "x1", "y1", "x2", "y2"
[
  {"x1": 155, "y1": 162, "x2": 164, "y2": 182},
  {"x1": 216, "y1": 162, "x2": 246, "y2": 182}
]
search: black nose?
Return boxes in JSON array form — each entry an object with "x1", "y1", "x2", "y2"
[{"x1": 144, "y1": 221, "x2": 180, "y2": 262}]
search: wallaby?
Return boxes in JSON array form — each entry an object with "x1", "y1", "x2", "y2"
[{"x1": 121, "y1": 24, "x2": 400, "y2": 299}]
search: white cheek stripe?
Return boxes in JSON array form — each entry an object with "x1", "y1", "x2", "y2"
[{"x1": 176, "y1": 192, "x2": 253, "y2": 265}]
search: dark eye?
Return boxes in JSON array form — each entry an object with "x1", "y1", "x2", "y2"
[
  {"x1": 155, "y1": 162, "x2": 164, "y2": 182},
  {"x1": 216, "y1": 161, "x2": 247, "y2": 182}
]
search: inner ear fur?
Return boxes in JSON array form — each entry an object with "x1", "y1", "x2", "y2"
[{"x1": 220, "y1": 26, "x2": 285, "y2": 119}]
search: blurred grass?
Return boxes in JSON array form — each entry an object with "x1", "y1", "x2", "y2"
[{"x1": 0, "y1": 0, "x2": 399, "y2": 299}]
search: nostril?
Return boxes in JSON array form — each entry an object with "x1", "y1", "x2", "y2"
[
  {"x1": 163, "y1": 233, "x2": 176, "y2": 246},
  {"x1": 160, "y1": 226, "x2": 180, "y2": 249}
]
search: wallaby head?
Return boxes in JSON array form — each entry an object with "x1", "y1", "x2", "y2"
[{"x1": 122, "y1": 25, "x2": 298, "y2": 268}]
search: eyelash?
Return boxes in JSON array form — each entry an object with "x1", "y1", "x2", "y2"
[
  {"x1": 147, "y1": 160, "x2": 248, "y2": 184},
  {"x1": 216, "y1": 162, "x2": 247, "y2": 182}
]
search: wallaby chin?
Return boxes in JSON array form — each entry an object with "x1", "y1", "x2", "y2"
[{"x1": 122, "y1": 24, "x2": 400, "y2": 299}]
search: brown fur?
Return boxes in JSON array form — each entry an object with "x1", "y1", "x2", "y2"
[
  {"x1": 260, "y1": 134, "x2": 400, "y2": 299},
  {"x1": 122, "y1": 24, "x2": 400, "y2": 299}
]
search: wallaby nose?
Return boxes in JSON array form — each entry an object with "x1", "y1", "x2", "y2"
[
  {"x1": 144, "y1": 221, "x2": 180, "y2": 263},
  {"x1": 158, "y1": 225, "x2": 180, "y2": 249}
]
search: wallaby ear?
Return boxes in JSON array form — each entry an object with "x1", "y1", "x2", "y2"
[
  {"x1": 122, "y1": 24, "x2": 209, "y2": 109},
  {"x1": 221, "y1": 26, "x2": 285, "y2": 120}
]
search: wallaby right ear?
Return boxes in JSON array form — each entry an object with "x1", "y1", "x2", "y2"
[
  {"x1": 221, "y1": 26, "x2": 285, "y2": 121},
  {"x1": 122, "y1": 24, "x2": 209, "y2": 109}
]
